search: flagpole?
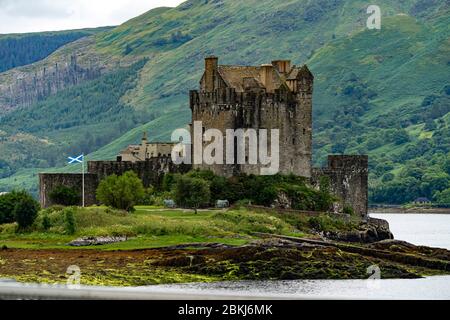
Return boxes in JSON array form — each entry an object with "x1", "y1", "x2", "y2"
[{"x1": 82, "y1": 154, "x2": 85, "y2": 208}]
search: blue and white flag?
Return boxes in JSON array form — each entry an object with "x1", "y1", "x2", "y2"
[{"x1": 68, "y1": 154, "x2": 84, "y2": 164}]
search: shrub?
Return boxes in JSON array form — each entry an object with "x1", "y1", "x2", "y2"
[
  {"x1": 64, "y1": 208, "x2": 76, "y2": 235},
  {"x1": 0, "y1": 191, "x2": 40, "y2": 224},
  {"x1": 0, "y1": 193, "x2": 15, "y2": 224},
  {"x1": 173, "y1": 176, "x2": 210, "y2": 213},
  {"x1": 49, "y1": 186, "x2": 80, "y2": 206},
  {"x1": 96, "y1": 171, "x2": 145, "y2": 212},
  {"x1": 140, "y1": 187, "x2": 156, "y2": 205},
  {"x1": 343, "y1": 206, "x2": 355, "y2": 215},
  {"x1": 157, "y1": 171, "x2": 337, "y2": 212},
  {"x1": 13, "y1": 193, "x2": 40, "y2": 231},
  {"x1": 162, "y1": 173, "x2": 181, "y2": 192},
  {"x1": 42, "y1": 214, "x2": 52, "y2": 231}
]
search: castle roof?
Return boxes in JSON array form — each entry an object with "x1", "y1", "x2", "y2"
[
  {"x1": 217, "y1": 65, "x2": 283, "y2": 92},
  {"x1": 286, "y1": 65, "x2": 314, "y2": 80}
]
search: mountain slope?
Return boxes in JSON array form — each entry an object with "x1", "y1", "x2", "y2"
[
  {"x1": 0, "y1": 0, "x2": 449, "y2": 203},
  {"x1": 0, "y1": 27, "x2": 113, "y2": 73}
]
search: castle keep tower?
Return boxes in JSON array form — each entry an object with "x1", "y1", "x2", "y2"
[{"x1": 189, "y1": 56, "x2": 314, "y2": 177}]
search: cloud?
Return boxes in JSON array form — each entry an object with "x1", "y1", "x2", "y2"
[
  {"x1": 0, "y1": 0, "x2": 74, "y2": 18},
  {"x1": 0, "y1": 0, "x2": 185, "y2": 34}
]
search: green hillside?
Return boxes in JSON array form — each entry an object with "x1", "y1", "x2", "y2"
[
  {"x1": 0, "y1": 0, "x2": 449, "y2": 204},
  {"x1": 0, "y1": 27, "x2": 113, "y2": 73}
]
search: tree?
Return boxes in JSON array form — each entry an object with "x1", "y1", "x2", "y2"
[
  {"x1": 49, "y1": 186, "x2": 80, "y2": 206},
  {"x1": 394, "y1": 129, "x2": 410, "y2": 145},
  {"x1": 13, "y1": 193, "x2": 40, "y2": 231},
  {"x1": 0, "y1": 191, "x2": 36, "y2": 224},
  {"x1": 96, "y1": 171, "x2": 145, "y2": 212},
  {"x1": 424, "y1": 120, "x2": 437, "y2": 131},
  {"x1": 382, "y1": 173, "x2": 394, "y2": 183},
  {"x1": 173, "y1": 176, "x2": 210, "y2": 214},
  {"x1": 435, "y1": 188, "x2": 450, "y2": 205},
  {"x1": 443, "y1": 155, "x2": 450, "y2": 175}
]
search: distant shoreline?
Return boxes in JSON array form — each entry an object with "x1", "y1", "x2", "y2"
[{"x1": 370, "y1": 207, "x2": 450, "y2": 214}]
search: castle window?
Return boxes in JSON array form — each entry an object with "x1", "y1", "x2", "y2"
[
  {"x1": 303, "y1": 128, "x2": 306, "y2": 135},
  {"x1": 293, "y1": 138, "x2": 296, "y2": 145}
]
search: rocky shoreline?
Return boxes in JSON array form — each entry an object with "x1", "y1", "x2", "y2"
[
  {"x1": 1, "y1": 214, "x2": 449, "y2": 286},
  {"x1": 370, "y1": 207, "x2": 450, "y2": 214},
  {"x1": 1, "y1": 233, "x2": 450, "y2": 286}
]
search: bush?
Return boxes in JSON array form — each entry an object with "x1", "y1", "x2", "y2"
[
  {"x1": 173, "y1": 176, "x2": 211, "y2": 213},
  {"x1": 162, "y1": 173, "x2": 181, "y2": 192},
  {"x1": 49, "y1": 186, "x2": 81, "y2": 206},
  {"x1": 96, "y1": 171, "x2": 145, "y2": 212},
  {"x1": 343, "y1": 206, "x2": 355, "y2": 215},
  {"x1": 13, "y1": 193, "x2": 40, "y2": 231},
  {"x1": 42, "y1": 214, "x2": 52, "y2": 231},
  {"x1": 0, "y1": 191, "x2": 39, "y2": 225},
  {"x1": 0, "y1": 193, "x2": 16, "y2": 224},
  {"x1": 64, "y1": 208, "x2": 76, "y2": 235},
  {"x1": 140, "y1": 187, "x2": 156, "y2": 205},
  {"x1": 157, "y1": 170, "x2": 336, "y2": 212}
]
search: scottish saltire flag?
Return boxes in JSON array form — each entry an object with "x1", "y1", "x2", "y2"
[{"x1": 68, "y1": 154, "x2": 84, "y2": 164}]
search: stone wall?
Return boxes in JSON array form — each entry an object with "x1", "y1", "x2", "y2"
[
  {"x1": 39, "y1": 158, "x2": 191, "y2": 208},
  {"x1": 312, "y1": 155, "x2": 369, "y2": 217},
  {"x1": 39, "y1": 173, "x2": 99, "y2": 208},
  {"x1": 88, "y1": 157, "x2": 191, "y2": 188}
]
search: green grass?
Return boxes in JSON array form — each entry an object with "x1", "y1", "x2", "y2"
[
  {"x1": 0, "y1": 235, "x2": 248, "y2": 251},
  {"x1": 0, "y1": 206, "x2": 359, "y2": 250}
]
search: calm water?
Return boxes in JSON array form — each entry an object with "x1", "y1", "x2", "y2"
[
  {"x1": 372, "y1": 213, "x2": 450, "y2": 250},
  {"x1": 149, "y1": 213, "x2": 450, "y2": 299}
]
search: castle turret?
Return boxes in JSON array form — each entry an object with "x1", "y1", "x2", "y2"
[{"x1": 204, "y1": 56, "x2": 218, "y2": 92}]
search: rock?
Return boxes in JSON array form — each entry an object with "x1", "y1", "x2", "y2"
[
  {"x1": 68, "y1": 236, "x2": 128, "y2": 247},
  {"x1": 324, "y1": 218, "x2": 393, "y2": 243}
]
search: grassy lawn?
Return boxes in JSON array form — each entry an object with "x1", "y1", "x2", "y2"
[{"x1": 0, "y1": 206, "x2": 359, "y2": 251}]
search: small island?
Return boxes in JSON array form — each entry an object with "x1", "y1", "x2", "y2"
[{"x1": 1, "y1": 57, "x2": 450, "y2": 287}]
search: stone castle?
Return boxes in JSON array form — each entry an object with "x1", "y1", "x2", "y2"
[
  {"x1": 117, "y1": 132, "x2": 175, "y2": 162},
  {"x1": 39, "y1": 56, "x2": 368, "y2": 216},
  {"x1": 190, "y1": 57, "x2": 312, "y2": 177}
]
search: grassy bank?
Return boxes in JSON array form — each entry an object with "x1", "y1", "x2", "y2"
[{"x1": 0, "y1": 206, "x2": 359, "y2": 250}]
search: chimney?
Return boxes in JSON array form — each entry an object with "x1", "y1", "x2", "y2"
[
  {"x1": 142, "y1": 131, "x2": 148, "y2": 145},
  {"x1": 271, "y1": 60, "x2": 291, "y2": 75},
  {"x1": 260, "y1": 64, "x2": 275, "y2": 93},
  {"x1": 204, "y1": 56, "x2": 218, "y2": 92}
]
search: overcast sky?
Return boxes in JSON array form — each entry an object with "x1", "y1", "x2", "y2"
[{"x1": 0, "y1": 0, "x2": 185, "y2": 34}]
